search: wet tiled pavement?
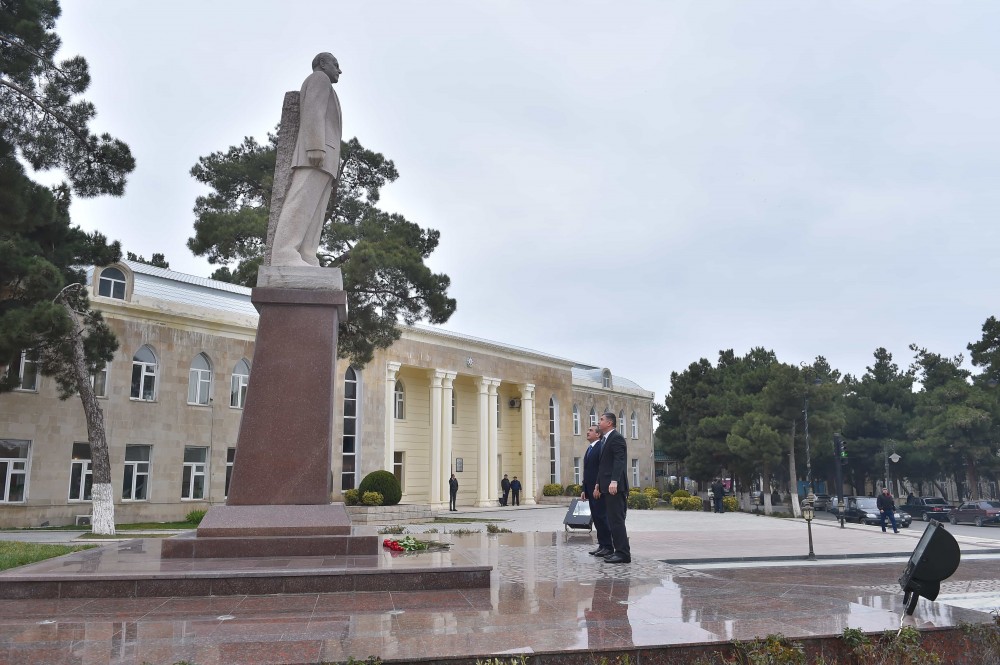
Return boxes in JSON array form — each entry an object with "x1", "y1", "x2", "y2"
[{"x1": 0, "y1": 508, "x2": 997, "y2": 664}]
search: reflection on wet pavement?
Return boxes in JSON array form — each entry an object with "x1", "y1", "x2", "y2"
[{"x1": 0, "y1": 531, "x2": 995, "y2": 664}]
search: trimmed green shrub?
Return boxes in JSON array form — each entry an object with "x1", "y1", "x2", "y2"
[
  {"x1": 671, "y1": 496, "x2": 703, "y2": 511},
  {"x1": 628, "y1": 492, "x2": 654, "y2": 510},
  {"x1": 343, "y1": 488, "x2": 360, "y2": 506},
  {"x1": 642, "y1": 487, "x2": 660, "y2": 502},
  {"x1": 361, "y1": 491, "x2": 383, "y2": 506},
  {"x1": 661, "y1": 490, "x2": 673, "y2": 502},
  {"x1": 358, "y1": 470, "x2": 402, "y2": 506},
  {"x1": 671, "y1": 489, "x2": 691, "y2": 498},
  {"x1": 185, "y1": 509, "x2": 207, "y2": 525},
  {"x1": 564, "y1": 483, "x2": 583, "y2": 496},
  {"x1": 723, "y1": 496, "x2": 739, "y2": 512},
  {"x1": 542, "y1": 483, "x2": 563, "y2": 496}
]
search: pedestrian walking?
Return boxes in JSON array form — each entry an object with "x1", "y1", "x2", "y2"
[{"x1": 877, "y1": 488, "x2": 899, "y2": 533}]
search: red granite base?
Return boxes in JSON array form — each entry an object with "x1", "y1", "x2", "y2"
[
  {"x1": 161, "y1": 504, "x2": 376, "y2": 559},
  {"x1": 160, "y1": 532, "x2": 378, "y2": 559}
]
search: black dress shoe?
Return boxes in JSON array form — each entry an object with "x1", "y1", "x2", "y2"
[
  {"x1": 603, "y1": 553, "x2": 631, "y2": 564},
  {"x1": 589, "y1": 547, "x2": 613, "y2": 557}
]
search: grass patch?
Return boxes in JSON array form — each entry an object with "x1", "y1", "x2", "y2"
[
  {"x1": 0, "y1": 541, "x2": 96, "y2": 571},
  {"x1": 1, "y1": 521, "x2": 196, "y2": 531},
  {"x1": 431, "y1": 517, "x2": 508, "y2": 524},
  {"x1": 77, "y1": 533, "x2": 176, "y2": 539}
]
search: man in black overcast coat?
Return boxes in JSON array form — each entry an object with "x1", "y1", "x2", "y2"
[{"x1": 594, "y1": 412, "x2": 630, "y2": 563}]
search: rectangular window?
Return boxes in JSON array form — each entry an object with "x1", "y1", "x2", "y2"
[
  {"x1": 123, "y1": 445, "x2": 150, "y2": 501},
  {"x1": 631, "y1": 458, "x2": 639, "y2": 489},
  {"x1": 69, "y1": 442, "x2": 93, "y2": 501},
  {"x1": 225, "y1": 448, "x2": 236, "y2": 497},
  {"x1": 188, "y1": 368, "x2": 212, "y2": 405},
  {"x1": 573, "y1": 457, "x2": 581, "y2": 485},
  {"x1": 393, "y1": 383, "x2": 405, "y2": 420},
  {"x1": 451, "y1": 391, "x2": 457, "y2": 426},
  {"x1": 393, "y1": 451, "x2": 405, "y2": 491},
  {"x1": 0, "y1": 439, "x2": 29, "y2": 503},
  {"x1": 342, "y1": 374, "x2": 357, "y2": 491},
  {"x1": 230, "y1": 373, "x2": 248, "y2": 409},
  {"x1": 91, "y1": 365, "x2": 109, "y2": 398},
  {"x1": 181, "y1": 446, "x2": 208, "y2": 500},
  {"x1": 131, "y1": 362, "x2": 156, "y2": 401},
  {"x1": 12, "y1": 351, "x2": 38, "y2": 392},
  {"x1": 496, "y1": 393, "x2": 502, "y2": 429}
]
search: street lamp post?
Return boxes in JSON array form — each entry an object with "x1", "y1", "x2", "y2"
[{"x1": 802, "y1": 493, "x2": 817, "y2": 561}]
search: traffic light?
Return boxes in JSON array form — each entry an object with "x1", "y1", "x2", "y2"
[{"x1": 834, "y1": 433, "x2": 848, "y2": 465}]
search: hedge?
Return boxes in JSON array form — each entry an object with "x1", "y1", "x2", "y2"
[
  {"x1": 542, "y1": 483, "x2": 563, "y2": 496},
  {"x1": 358, "y1": 470, "x2": 402, "y2": 506},
  {"x1": 671, "y1": 496, "x2": 703, "y2": 511}
]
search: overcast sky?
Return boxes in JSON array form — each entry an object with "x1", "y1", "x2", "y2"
[{"x1": 46, "y1": 1, "x2": 1000, "y2": 404}]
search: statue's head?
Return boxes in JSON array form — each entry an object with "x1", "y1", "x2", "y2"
[{"x1": 312, "y1": 52, "x2": 341, "y2": 84}]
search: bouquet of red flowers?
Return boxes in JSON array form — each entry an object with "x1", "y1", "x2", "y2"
[{"x1": 382, "y1": 536, "x2": 451, "y2": 552}]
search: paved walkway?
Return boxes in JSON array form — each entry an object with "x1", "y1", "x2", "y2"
[{"x1": 0, "y1": 507, "x2": 997, "y2": 664}]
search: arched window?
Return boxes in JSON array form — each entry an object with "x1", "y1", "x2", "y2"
[
  {"x1": 631, "y1": 411, "x2": 638, "y2": 439},
  {"x1": 602, "y1": 369, "x2": 612, "y2": 389},
  {"x1": 98, "y1": 267, "x2": 126, "y2": 300},
  {"x1": 589, "y1": 407, "x2": 597, "y2": 427},
  {"x1": 187, "y1": 353, "x2": 212, "y2": 405},
  {"x1": 549, "y1": 397, "x2": 559, "y2": 483},
  {"x1": 342, "y1": 367, "x2": 360, "y2": 490},
  {"x1": 572, "y1": 404, "x2": 580, "y2": 435},
  {"x1": 231, "y1": 359, "x2": 250, "y2": 409},
  {"x1": 618, "y1": 410, "x2": 626, "y2": 436},
  {"x1": 130, "y1": 345, "x2": 157, "y2": 401},
  {"x1": 394, "y1": 380, "x2": 405, "y2": 419}
]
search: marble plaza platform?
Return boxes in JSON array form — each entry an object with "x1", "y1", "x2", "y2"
[{"x1": 0, "y1": 509, "x2": 998, "y2": 664}]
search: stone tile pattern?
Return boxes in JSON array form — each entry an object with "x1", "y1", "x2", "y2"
[{"x1": 0, "y1": 531, "x2": 995, "y2": 664}]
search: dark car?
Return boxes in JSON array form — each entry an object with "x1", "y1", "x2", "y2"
[
  {"x1": 842, "y1": 496, "x2": 912, "y2": 528},
  {"x1": 948, "y1": 500, "x2": 1000, "y2": 527},
  {"x1": 902, "y1": 496, "x2": 952, "y2": 522}
]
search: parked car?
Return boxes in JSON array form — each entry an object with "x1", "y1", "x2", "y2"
[
  {"x1": 902, "y1": 496, "x2": 952, "y2": 522},
  {"x1": 948, "y1": 500, "x2": 1000, "y2": 527},
  {"x1": 842, "y1": 496, "x2": 912, "y2": 528},
  {"x1": 810, "y1": 494, "x2": 832, "y2": 510}
]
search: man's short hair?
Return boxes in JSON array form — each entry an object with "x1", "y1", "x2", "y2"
[{"x1": 602, "y1": 412, "x2": 617, "y2": 427}]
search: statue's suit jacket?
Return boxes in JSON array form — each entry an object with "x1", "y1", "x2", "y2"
[{"x1": 293, "y1": 70, "x2": 342, "y2": 178}]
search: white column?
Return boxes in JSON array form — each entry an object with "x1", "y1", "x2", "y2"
[
  {"x1": 487, "y1": 379, "x2": 500, "y2": 503},
  {"x1": 520, "y1": 383, "x2": 536, "y2": 505},
  {"x1": 476, "y1": 377, "x2": 491, "y2": 506},
  {"x1": 441, "y1": 372, "x2": 457, "y2": 506},
  {"x1": 384, "y1": 362, "x2": 401, "y2": 471},
  {"x1": 428, "y1": 370, "x2": 444, "y2": 509}
]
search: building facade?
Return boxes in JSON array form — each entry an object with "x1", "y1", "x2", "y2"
[{"x1": 0, "y1": 261, "x2": 654, "y2": 526}]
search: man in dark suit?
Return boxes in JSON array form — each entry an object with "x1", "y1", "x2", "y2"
[
  {"x1": 581, "y1": 425, "x2": 613, "y2": 556},
  {"x1": 594, "y1": 412, "x2": 630, "y2": 563}
]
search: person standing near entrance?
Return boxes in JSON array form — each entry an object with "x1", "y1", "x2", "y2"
[
  {"x1": 594, "y1": 412, "x2": 630, "y2": 563},
  {"x1": 581, "y1": 425, "x2": 613, "y2": 556},
  {"x1": 711, "y1": 478, "x2": 725, "y2": 514},
  {"x1": 510, "y1": 476, "x2": 522, "y2": 506},
  {"x1": 448, "y1": 473, "x2": 459, "y2": 512},
  {"x1": 877, "y1": 487, "x2": 899, "y2": 533},
  {"x1": 501, "y1": 474, "x2": 511, "y2": 506}
]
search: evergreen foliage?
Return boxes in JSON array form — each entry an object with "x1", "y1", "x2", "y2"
[
  {"x1": 357, "y1": 470, "x2": 402, "y2": 506},
  {"x1": 186, "y1": 134, "x2": 456, "y2": 366},
  {"x1": 0, "y1": 1, "x2": 132, "y2": 534}
]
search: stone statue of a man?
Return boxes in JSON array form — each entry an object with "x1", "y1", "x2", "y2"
[{"x1": 270, "y1": 52, "x2": 343, "y2": 267}]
